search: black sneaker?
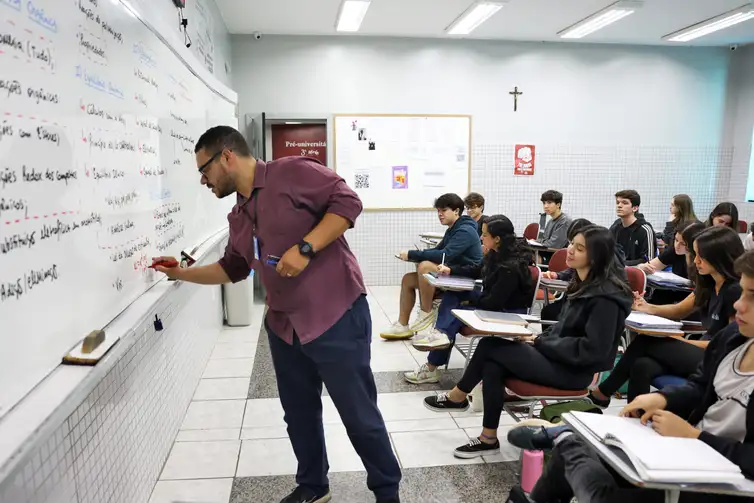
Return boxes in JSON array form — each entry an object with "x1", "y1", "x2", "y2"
[
  {"x1": 587, "y1": 390, "x2": 611, "y2": 409},
  {"x1": 376, "y1": 498, "x2": 400, "y2": 503},
  {"x1": 507, "y1": 425, "x2": 571, "y2": 451},
  {"x1": 505, "y1": 485, "x2": 533, "y2": 503},
  {"x1": 453, "y1": 437, "x2": 500, "y2": 458},
  {"x1": 280, "y1": 486, "x2": 332, "y2": 503},
  {"x1": 424, "y1": 392, "x2": 469, "y2": 412}
]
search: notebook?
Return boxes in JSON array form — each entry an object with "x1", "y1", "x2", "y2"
[
  {"x1": 648, "y1": 271, "x2": 692, "y2": 287},
  {"x1": 626, "y1": 312, "x2": 683, "y2": 330},
  {"x1": 451, "y1": 310, "x2": 534, "y2": 338},
  {"x1": 527, "y1": 239, "x2": 547, "y2": 248},
  {"x1": 474, "y1": 311, "x2": 528, "y2": 326},
  {"x1": 423, "y1": 273, "x2": 478, "y2": 291},
  {"x1": 568, "y1": 412, "x2": 745, "y2": 484}
]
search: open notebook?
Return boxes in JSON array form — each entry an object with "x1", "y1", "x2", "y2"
[{"x1": 568, "y1": 412, "x2": 745, "y2": 484}]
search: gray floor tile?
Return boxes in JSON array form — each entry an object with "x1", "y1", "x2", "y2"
[{"x1": 230, "y1": 464, "x2": 518, "y2": 503}]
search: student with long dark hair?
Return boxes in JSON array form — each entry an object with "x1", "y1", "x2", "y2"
[
  {"x1": 590, "y1": 226, "x2": 745, "y2": 405},
  {"x1": 422, "y1": 226, "x2": 632, "y2": 458},
  {"x1": 405, "y1": 215, "x2": 534, "y2": 384},
  {"x1": 639, "y1": 221, "x2": 705, "y2": 305},
  {"x1": 707, "y1": 201, "x2": 739, "y2": 230},
  {"x1": 659, "y1": 194, "x2": 697, "y2": 243}
]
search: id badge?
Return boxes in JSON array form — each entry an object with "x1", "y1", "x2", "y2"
[{"x1": 253, "y1": 237, "x2": 260, "y2": 261}]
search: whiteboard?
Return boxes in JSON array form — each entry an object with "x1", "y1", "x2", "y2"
[
  {"x1": 334, "y1": 115, "x2": 471, "y2": 210},
  {"x1": 0, "y1": 0, "x2": 237, "y2": 418}
]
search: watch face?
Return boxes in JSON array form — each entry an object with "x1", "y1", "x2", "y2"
[{"x1": 300, "y1": 242, "x2": 314, "y2": 257}]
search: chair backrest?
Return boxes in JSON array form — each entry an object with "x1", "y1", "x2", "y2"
[
  {"x1": 528, "y1": 265, "x2": 542, "y2": 314},
  {"x1": 524, "y1": 223, "x2": 539, "y2": 240},
  {"x1": 739, "y1": 220, "x2": 748, "y2": 234},
  {"x1": 548, "y1": 249, "x2": 568, "y2": 273},
  {"x1": 625, "y1": 266, "x2": 646, "y2": 294}
]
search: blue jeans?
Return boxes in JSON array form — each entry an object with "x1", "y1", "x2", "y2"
[{"x1": 426, "y1": 291, "x2": 526, "y2": 367}]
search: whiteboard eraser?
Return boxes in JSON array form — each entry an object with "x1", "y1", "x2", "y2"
[{"x1": 82, "y1": 330, "x2": 105, "y2": 354}]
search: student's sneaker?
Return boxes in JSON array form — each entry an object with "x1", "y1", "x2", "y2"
[
  {"x1": 453, "y1": 437, "x2": 500, "y2": 459},
  {"x1": 586, "y1": 390, "x2": 611, "y2": 409},
  {"x1": 506, "y1": 425, "x2": 572, "y2": 451},
  {"x1": 279, "y1": 486, "x2": 332, "y2": 503},
  {"x1": 411, "y1": 329, "x2": 451, "y2": 351},
  {"x1": 380, "y1": 322, "x2": 413, "y2": 340},
  {"x1": 404, "y1": 363, "x2": 441, "y2": 384},
  {"x1": 424, "y1": 392, "x2": 469, "y2": 412},
  {"x1": 505, "y1": 485, "x2": 533, "y2": 503},
  {"x1": 408, "y1": 307, "x2": 437, "y2": 333}
]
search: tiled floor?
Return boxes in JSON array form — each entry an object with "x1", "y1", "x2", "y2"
[{"x1": 149, "y1": 286, "x2": 627, "y2": 503}]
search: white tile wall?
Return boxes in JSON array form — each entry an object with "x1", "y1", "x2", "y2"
[
  {"x1": 0, "y1": 279, "x2": 224, "y2": 503},
  {"x1": 350, "y1": 143, "x2": 737, "y2": 285}
]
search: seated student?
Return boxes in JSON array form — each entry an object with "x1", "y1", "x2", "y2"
[
  {"x1": 463, "y1": 192, "x2": 488, "y2": 237},
  {"x1": 381, "y1": 193, "x2": 483, "y2": 340},
  {"x1": 589, "y1": 226, "x2": 744, "y2": 405},
  {"x1": 707, "y1": 201, "x2": 740, "y2": 230},
  {"x1": 638, "y1": 221, "x2": 706, "y2": 305},
  {"x1": 539, "y1": 190, "x2": 572, "y2": 249},
  {"x1": 539, "y1": 218, "x2": 625, "y2": 322},
  {"x1": 507, "y1": 251, "x2": 754, "y2": 502},
  {"x1": 659, "y1": 193, "x2": 697, "y2": 244},
  {"x1": 403, "y1": 215, "x2": 534, "y2": 384},
  {"x1": 745, "y1": 223, "x2": 754, "y2": 251},
  {"x1": 609, "y1": 189, "x2": 655, "y2": 266},
  {"x1": 421, "y1": 225, "x2": 632, "y2": 459}
]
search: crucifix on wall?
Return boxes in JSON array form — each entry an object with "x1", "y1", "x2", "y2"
[{"x1": 509, "y1": 86, "x2": 523, "y2": 112}]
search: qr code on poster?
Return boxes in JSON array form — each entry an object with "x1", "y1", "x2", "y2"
[{"x1": 354, "y1": 173, "x2": 370, "y2": 189}]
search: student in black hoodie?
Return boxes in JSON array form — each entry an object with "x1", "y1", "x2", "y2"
[
  {"x1": 590, "y1": 226, "x2": 744, "y2": 405},
  {"x1": 609, "y1": 189, "x2": 655, "y2": 266},
  {"x1": 423, "y1": 225, "x2": 633, "y2": 459},
  {"x1": 383, "y1": 193, "x2": 483, "y2": 340},
  {"x1": 506, "y1": 251, "x2": 754, "y2": 503},
  {"x1": 404, "y1": 215, "x2": 534, "y2": 385}
]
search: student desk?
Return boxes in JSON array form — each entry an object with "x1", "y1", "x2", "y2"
[
  {"x1": 526, "y1": 240, "x2": 561, "y2": 264},
  {"x1": 562, "y1": 412, "x2": 754, "y2": 503},
  {"x1": 420, "y1": 237, "x2": 440, "y2": 248},
  {"x1": 540, "y1": 278, "x2": 569, "y2": 306}
]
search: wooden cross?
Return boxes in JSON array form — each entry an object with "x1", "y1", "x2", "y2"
[{"x1": 509, "y1": 86, "x2": 523, "y2": 112}]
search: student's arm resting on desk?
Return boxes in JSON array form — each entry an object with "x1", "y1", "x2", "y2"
[
  {"x1": 408, "y1": 227, "x2": 478, "y2": 264},
  {"x1": 637, "y1": 292, "x2": 696, "y2": 319},
  {"x1": 659, "y1": 327, "x2": 754, "y2": 479},
  {"x1": 533, "y1": 298, "x2": 622, "y2": 366}
]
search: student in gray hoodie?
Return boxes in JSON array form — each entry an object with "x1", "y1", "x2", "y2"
[{"x1": 539, "y1": 190, "x2": 572, "y2": 264}]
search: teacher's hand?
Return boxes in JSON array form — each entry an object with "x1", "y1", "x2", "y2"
[{"x1": 276, "y1": 245, "x2": 311, "y2": 278}]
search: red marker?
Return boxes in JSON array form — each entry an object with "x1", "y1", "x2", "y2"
[{"x1": 149, "y1": 258, "x2": 179, "y2": 269}]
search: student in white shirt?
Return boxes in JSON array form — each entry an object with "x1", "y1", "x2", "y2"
[{"x1": 506, "y1": 250, "x2": 754, "y2": 503}]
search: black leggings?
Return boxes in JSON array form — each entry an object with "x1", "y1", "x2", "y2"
[
  {"x1": 456, "y1": 338, "x2": 592, "y2": 430},
  {"x1": 598, "y1": 335, "x2": 704, "y2": 401},
  {"x1": 532, "y1": 434, "x2": 747, "y2": 503}
]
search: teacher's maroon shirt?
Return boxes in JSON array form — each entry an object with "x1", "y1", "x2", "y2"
[{"x1": 218, "y1": 157, "x2": 366, "y2": 344}]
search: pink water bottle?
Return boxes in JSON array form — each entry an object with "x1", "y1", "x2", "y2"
[{"x1": 521, "y1": 449, "x2": 544, "y2": 493}]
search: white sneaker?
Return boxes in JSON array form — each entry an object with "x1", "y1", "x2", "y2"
[
  {"x1": 404, "y1": 363, "x2": 441, "y2": 384},
  {"x1": 380, "y1": 322, "x2": 413, "y2": 340},
  {"x1": 412, "y1": 329, "x2": 451, "y2": 352},
  {"x1": 408, "y1": 307, "x2": 437, "y2": 333}
]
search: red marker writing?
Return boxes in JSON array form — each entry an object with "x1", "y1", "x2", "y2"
[{"x1": 149, "y1": 258, "x2": 179, "y2": 269}]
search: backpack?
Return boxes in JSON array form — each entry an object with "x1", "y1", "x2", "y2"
[{"x1": 539, "y1": 400, "x2": 602, "y2": 424}]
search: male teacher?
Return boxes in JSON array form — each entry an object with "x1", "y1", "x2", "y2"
[{"x1": 154, "y1": 126, "x2": 401, "y2": 503}]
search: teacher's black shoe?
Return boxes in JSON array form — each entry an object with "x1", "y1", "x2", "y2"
[
  {"x1": 376, "y1": 498, "x2": 400, "y2": 503},
  {"x1": 280, "y1": 486, "x2": 332, "y2": 503}
]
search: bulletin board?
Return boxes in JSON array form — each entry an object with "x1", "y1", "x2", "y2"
[{"x1": 334, "y1": 114, "x2": 471, "y2": 210}]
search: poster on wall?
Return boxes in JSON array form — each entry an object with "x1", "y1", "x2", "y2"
[
  {"x1": 270, "y1": 124, "x2": 327, "y2": 165},
  {"x1": 392, "y1": 166, "x2": 408, "y2": 189},
  {"x1": 514, "y1": 144, "x2": 535, "y2": 176}
]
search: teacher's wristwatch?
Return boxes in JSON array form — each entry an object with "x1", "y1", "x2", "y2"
[{"x1": 298, "y1": 241, "x2": 316, "y2": 259}]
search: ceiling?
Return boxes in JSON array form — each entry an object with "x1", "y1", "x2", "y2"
[{"x1": 216, "y1": 0, "x2": 754, "y2": 46}]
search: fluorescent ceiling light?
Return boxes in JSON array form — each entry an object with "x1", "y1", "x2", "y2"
[
  {"x1": 663, "y1": 3, "x2": 754, "y2": 42},
  {"x1": 558, "y1": 1, "x2": 642, "y2": 39},
  {"x1": 446, "y1": 1, "x2": 506, "y2": 36},
  {"x1": 336, "y1": 0, "x2": 371, "y2": 32},
  {"x1": 285, "y1": 122, "x2": 302, "y2": 125}
]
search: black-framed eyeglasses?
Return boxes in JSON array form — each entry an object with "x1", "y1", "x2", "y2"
[{"x1": 198, "y1": 148, "x2": 231, "y2": 174}]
